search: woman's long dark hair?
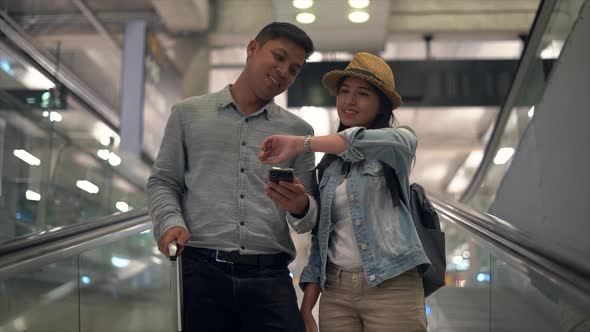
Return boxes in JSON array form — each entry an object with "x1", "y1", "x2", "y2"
[{"x1": 316, "y1": 77, "x2": 396, "y2": 180}]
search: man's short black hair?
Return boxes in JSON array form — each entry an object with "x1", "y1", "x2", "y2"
[{"x1": 255, "y1": 22, "x2": 315, "y2": 58}]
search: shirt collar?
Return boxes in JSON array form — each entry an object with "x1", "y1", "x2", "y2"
[{"x1": 217, "y1": 85, "x2": 275, "y2": 120}]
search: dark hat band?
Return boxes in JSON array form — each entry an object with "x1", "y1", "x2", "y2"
[{"x1": 345, "y1": 68, "x2": 384, "y2": 84}]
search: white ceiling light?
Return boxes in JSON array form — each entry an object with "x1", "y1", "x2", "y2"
[
  {"x1": 26, "y1": 190, "x2": 41, "y2": 201},
  {"x1": 116, "y1": 201, "x2": 130, "y2": 212},
  {"x1": 13, "y1": 149, "x2": 41, "y2": 166},
  {"x1": 49, "y1": 111, "x2": 62, "y2": 122},
  {"x1": 348, "y1": 11, "x2": 370, "y2": 23},
  {"x1": 108, "y1": 152, "x2": 122, "y2": 166},
  {"x1": 493, "y1": 147, "x2": 515, "y2": 165},
  {"x1": 293, "y1": 0, "x2": 313, "y2": 9},
  {"x1": 76, "y1": 180, "x2": 99, "y2": 194},
  {"x1": 111, "y1": 256, "x2": 130, "y2": 268},
  {"x1": 307, "y1": 51, "x2": 323, "y2": 62},
  {"x1": 528, "y1": 106, "x2": 535, "y2": 118},
  {"x1": 97, "y1": 149, "x2": 110, "y2": 160},
  {"x1": 100, "y1": 136, "x2": 111, "y2": 146},
  {"x1": 296, "y1": 12, "x2": 316, "y2": 24},
  {"x1": 464, "y1": 150, "x2": 484, "y2": 168},
  {"x1": 349, "y1": 0, "x2": 370, "y2": 9}
]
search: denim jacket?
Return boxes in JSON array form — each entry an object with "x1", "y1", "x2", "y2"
[{"x1": 299, "y1": 126, "x2": 431, "y2": 289}]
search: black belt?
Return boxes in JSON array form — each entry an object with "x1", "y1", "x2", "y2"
[{"x1": 184, "y1": 247, "x2": 290, "y2": 268}]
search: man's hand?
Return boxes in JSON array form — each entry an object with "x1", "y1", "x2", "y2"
[
  {"x1": 157, "y1": 226, "x2": 190, "y2": 256},
  {"x1": 265, "y1": 176, "x2": 309, "y2": 216}
]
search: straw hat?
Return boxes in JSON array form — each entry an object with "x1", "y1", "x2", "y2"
[{"x1": 322, "y1": 52, "x2": 402, "y2": 109}]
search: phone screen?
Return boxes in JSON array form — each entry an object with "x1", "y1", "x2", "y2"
[{"x1": 269, "y1": 167, "x2": 294, "y2": 183}]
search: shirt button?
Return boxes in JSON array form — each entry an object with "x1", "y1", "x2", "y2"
[
  {"x1": 245, "y1": 118, "x2": 249, "y2": 123},
  {"x1": 241, "y1": 141, "x2": 246, "y2": 146},
  {"x1": 369, "y1": 275, "x2": 376, "y2": 281},
  {"x1": 240, "y1": 194, "x2": 245, "y2": 199},
  {"x1": 240, "y1": 221, "x2": 245, "y2": 226},
  {"x1": 241, "y1": 246, "x2": 245, "y2": 250},
  {"x1": 361, "y1": 243, "x2": 367, "y2": 250},
  {"x1": 240, "y1": 168, "x2": 245, "y2": 173}
]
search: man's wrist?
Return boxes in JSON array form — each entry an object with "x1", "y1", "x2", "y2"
[{"x1": 290, "y1": 196, "x2": 310, "y2": 218}]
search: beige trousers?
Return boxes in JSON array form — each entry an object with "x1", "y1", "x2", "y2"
[{"x1": 319, "y1": 263, "x2": 427, "y2": 332}]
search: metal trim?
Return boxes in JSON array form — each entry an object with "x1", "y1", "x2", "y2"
[
  {"x1": 461, "y1": 0, "x2": 559, "y2": 202},
  {"x1": 0, "y1": 11, "x2": 121, "y2": 129}
]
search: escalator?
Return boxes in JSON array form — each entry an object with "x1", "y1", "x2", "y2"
[
  {"x1": 1, "y1": 0, "x2": 589, "y2": 331},
  {"x1": 1, "y1": 195, "x2": 588, "y2": 332}
]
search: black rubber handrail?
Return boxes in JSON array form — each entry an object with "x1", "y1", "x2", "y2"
[
  {"x1": 431, "y1": 194, "x2": 590, "y2": 310},
  {"x1": 0, "y1": 208, "x2": 151, "y2": 276}
]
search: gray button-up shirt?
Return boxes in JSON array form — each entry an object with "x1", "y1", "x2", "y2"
[{"x1": 147, "y1": 85, "x2": 318, "y2": 259}]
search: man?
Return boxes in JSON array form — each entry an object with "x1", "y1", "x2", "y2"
[{"x1": 146, "y1": 22, "x2": 317, "y2": 331}]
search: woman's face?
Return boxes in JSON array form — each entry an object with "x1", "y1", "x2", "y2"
[{"x1": 336, "y1": 76, "x2": 381, "y2": 128}]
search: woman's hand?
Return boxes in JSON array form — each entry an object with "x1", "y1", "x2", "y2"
[
  {"x1": 258, "y1": 135, "x2": 303, "y2": 164},
  {"x1": 300, "y1": 283, "x2": 321, "y2": 332},
  {"x1": 301, "y1": 309, "x2": 318, "y2": 332}
]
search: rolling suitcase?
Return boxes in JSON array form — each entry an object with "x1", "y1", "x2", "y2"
[{"x1": 168, "y1": 242, "x2": 183, "y2": 332}]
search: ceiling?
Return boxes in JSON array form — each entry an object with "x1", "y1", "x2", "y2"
[{"x1": 0, "y1": 0, "x2": 541, "y2": 199}]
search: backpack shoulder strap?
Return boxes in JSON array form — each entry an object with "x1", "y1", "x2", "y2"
[{"x1": 380, "y1": 161, "x2": 403, "y2": 208}]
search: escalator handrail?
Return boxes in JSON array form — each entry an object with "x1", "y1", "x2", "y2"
[
  {"x1": 431, "y1": 194, "x2": 590, "y2": 307},
  {"x1": 4, "y1": 196, "x2": 589, "y2": 309},
  {"x1": 461, "y1": 0, "x2": 558, "y2": 202},
  {"x1": 0, "y1": 11, "x2": 120, "y2": 129},
  {"x1": 0, "y1": 208, "x2": 151, "y2": 276}
]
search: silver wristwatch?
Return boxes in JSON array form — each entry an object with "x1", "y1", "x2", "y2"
[{"x1": 303, "y1": 135, "x2": 312, "y2": 153}]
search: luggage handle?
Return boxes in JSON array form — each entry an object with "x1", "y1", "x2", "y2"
[
  {"x1": 168, "y1": 241, "x2": 178, "y2": 261},
  {"x1": 168, "y1": 241, "x2": 183, "y2": 332}
]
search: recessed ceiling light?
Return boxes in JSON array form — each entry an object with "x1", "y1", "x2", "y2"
[
  {"x1": 307, "y1": 52, "x2": 323, "y2": 62},
  {"x1": 348, "y1": 11, "x2": 370, "y2": 23},
  {"x1": 493, "y1": 147, "x2": 515, "y2": 165},
  {"x1": 76, "y1": 180, "x2": 99, "y2": 194},
  {"x1": 349, "y1": 0, "x2": 369, "y2": 9},
  {"x1": 13, "y1": 149, "x2": 41, "y2": 166},
  {"x1": 296, "y1": 12, "x2": 316, "y2": 24},
  {"x1": 26, "y1": 190, "x2": 41, "y2": 201},
  {"x1": 293, "y1": 0, "x2": 313, "y2": 9}
]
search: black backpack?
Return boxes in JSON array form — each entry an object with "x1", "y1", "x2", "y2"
[{"x1": 381, "y1": 162, "x2": 446, "y2": 297}]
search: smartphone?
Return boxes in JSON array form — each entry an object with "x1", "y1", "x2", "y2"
[{"x1": 268, "y1": 167, "x2": 294, "y2": 183}]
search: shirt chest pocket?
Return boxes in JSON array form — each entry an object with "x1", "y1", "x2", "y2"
[{"x1": 361, "y1": 161, "x2": 387, "y2": 192}]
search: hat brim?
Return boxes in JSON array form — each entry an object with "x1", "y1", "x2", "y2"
[{"x1": 322, "y1": 70, "x2": 402, "y2": 109}]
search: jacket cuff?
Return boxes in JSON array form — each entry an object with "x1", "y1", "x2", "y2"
[
  {"x1": 337, "y1": 127, "x2": 366, "y2": 162},
  {"x1": 286, "y1": 194, "x2": 318, "y2": 234},
  {"x1": 299, "y1": 264, "x2": 321, "y2": 291}
]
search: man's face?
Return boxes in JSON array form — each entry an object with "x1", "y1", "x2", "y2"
[{"x1": 245, "y1": 37, "x2": 307, "y2": 101}]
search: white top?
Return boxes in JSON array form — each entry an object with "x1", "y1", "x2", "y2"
[{"x1": 328, "y1": 178, "x2": 363, "y2": 270}]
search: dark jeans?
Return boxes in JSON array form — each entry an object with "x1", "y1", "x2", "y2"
[{"x1": 181, "y1": 248, "x2": 304, "y2": 332}]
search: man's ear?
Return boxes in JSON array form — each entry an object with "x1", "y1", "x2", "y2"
[{"x1": 246, "y1": 40, "x2": 258, "y2": 57}]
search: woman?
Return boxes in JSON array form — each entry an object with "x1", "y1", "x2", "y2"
[{"x1": 259, "y1": 52, "x2": 430, "y2": 332}]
